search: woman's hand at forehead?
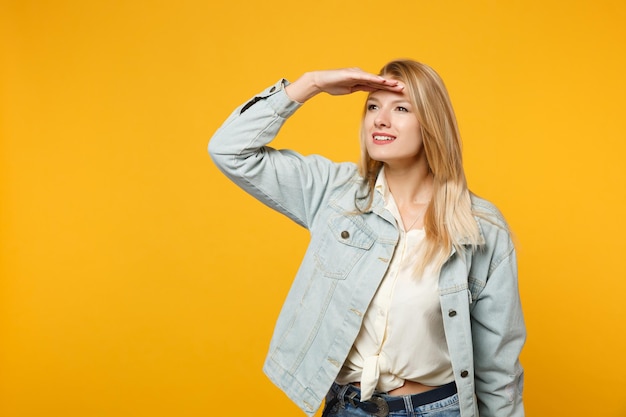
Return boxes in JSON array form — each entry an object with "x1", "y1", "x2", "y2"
[{"x1": 285, "y1": 67, "x2": 404, "y2": 103}]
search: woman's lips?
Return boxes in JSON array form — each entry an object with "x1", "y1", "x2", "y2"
[{"x1": 372, "y1": 134, "x2": 396, "y2": 144}]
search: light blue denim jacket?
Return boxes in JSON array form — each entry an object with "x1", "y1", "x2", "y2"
[{"x1": 208, "y1": 80, "x2": 525, "y2": 417}]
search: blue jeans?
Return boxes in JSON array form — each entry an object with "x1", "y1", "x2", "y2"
[{"x1": 322, "y1": 383, "x2": 461, "y2": 417}]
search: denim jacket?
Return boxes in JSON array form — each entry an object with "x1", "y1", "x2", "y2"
[{"x1": 208, "y1": 80, "x2": 525, "y2": 417}]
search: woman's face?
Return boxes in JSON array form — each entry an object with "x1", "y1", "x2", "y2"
[{"x1": 363, "y1": 85, "x2": 425, "y2": 168}]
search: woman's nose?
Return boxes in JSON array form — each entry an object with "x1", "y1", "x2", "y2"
[{"x1": 374, "y1": 111, "x2": 390, "y2": 127}]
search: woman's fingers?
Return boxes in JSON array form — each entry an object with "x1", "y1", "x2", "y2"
[{"x1": 352, "y1": 78, "x2": 403, "y2": 93}]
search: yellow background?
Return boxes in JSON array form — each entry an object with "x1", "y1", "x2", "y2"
[{"x1": 2, "y1": 1, "x2": 625, "y2": 416}]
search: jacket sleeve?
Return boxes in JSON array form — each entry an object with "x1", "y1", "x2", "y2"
[
  {"x1": 470, "y1": 229, "x2": 526, "y2": 417},
  {"x1": 208, "y1": 80, "x2": 357, "y2": 229}
]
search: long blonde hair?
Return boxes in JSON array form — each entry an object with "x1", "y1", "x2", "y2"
[{"x1": 358, "y1": 59, "x2": 482, "y2": 274}]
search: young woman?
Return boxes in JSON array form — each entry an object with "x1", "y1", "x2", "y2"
[{"x1": 209, "y1": 60, "x2": 525, "y2": 417}]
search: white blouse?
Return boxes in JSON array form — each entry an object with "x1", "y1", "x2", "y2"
[{"x1": 335, "y1": 171, "x2": 454, "y2": 401}]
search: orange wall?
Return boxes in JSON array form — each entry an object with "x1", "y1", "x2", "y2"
[{"x1": 1, "y1": 1, "x2": 625, "y2": 416}]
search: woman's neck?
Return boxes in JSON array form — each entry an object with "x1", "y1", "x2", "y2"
[{"x1": 383, "y1": 163, "x2": 433, "y2": 206}]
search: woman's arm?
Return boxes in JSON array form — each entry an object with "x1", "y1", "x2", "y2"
[
  {"x1": 208, "y1": 69, "x2": 402, "y2": 227},
  {"x1": 471, "y1": 243, "x2": 526, "y2": 416}
]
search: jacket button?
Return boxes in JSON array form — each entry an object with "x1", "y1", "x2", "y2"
[
  {"x1": 341, "y1": 231, "x2": 350, "y2": 239},
  {"x1": 460, "y1": 370, "x2": 469, "y2": 378},
  {"x1": 448, "y1": 310, "x2": 457, "y2": 317}
]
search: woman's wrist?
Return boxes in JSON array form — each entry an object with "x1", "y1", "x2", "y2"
[{"x1": 284, "y1": 72, "x2": 321, "y2": 103}]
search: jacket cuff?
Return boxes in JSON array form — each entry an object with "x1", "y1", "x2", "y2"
[{"x1": 240, "y1": 79, "x2": 302, "y2": 118}]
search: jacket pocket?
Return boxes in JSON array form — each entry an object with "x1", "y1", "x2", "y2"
[{"x1": 313, "y1": 213, "x2": 376, "y2": 280}]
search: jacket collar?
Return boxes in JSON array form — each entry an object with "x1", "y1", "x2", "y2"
[{"x1": 363, "y1": 167, "x2": 396, "y2": 226}]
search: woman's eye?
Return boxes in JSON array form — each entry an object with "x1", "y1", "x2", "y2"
[
  {"x1": 367, "y1": 104, "x2": 378, "y2": 111},
  {"x1": 397, "y1": 106, "x2": 409, "y2": 112}
]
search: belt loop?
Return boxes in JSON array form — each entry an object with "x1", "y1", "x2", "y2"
[
  {"x1": 337, "y1": 384, "x2": 351, "y2": 407},
  {"x1": 346, "y1": 390, "x2": 358, "y2": 408},
  {"x1": 403, "y1": 395, "x2": 416, "y2": 417}
]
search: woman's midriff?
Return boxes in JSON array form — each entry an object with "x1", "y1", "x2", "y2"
[{"x1": 352, "y1": 380, "x2": 439, "y2": 396}]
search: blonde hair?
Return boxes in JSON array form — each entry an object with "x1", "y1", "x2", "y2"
[{"x1": 357, "y1": 59, "x2": 482, "y2": 274}]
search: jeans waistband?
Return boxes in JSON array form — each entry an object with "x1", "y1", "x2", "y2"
[{"x1": 327, "y1": 381, "x2": 457, "y2": 417}]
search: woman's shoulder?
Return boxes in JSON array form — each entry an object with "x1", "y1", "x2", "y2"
[
  {"x1": 328, "y1": 161, "x2": 365, "y2": 197},
  {"x1": 470, "y1": 193, "x2": 511, "y2": 232}
]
